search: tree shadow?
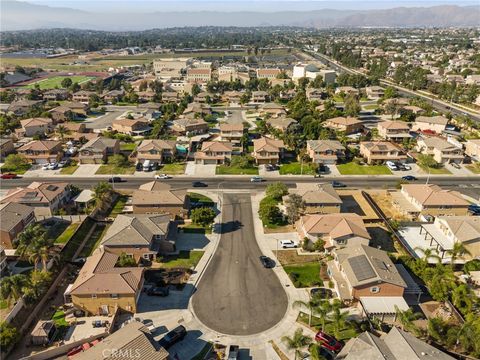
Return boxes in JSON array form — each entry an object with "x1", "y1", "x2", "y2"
[{"x1": 218, "y1": 220, "x2": 243, "y2": 234}]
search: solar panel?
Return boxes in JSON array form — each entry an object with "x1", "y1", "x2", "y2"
[{"x1": 348, "y1": 255, "x2": 376, "y2": 281}]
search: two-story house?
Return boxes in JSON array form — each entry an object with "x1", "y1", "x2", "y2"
[
  {"x1": 260, "y1": 103, "x2": 287, "y2": 118},
  {"x1": 365, "y1": 86, "x2": 385, "y2": 99},
  {"x1": 416, "y1": 137, "x2": 464, "y2": 164},
  {"x1": 135, "y1": 139, "x2": 176, "y2": 165},
  {"x1": 17, "y1": 140, "x2": 63, "y2": 164},
  {"x1": 219, "y1": 124, "x2": 244, "y2": 148},
  {"x1": 0, "y1": 138, "x2": 15, "y2": 158},
  {"x1": 252, "y1": 137, "x2": 285, "y2": 165},
  {"x1": 17, "y1": 118, "x2": 54, "y2": 137},
  {"x1": 306, "y1": 140, "x2": 346, "y2": 164},
  {"x1": 359, "y1": 141, "x2": 407, "y2": 164},
  {"x1": 465, "y1": 139, "x2": 480, "y2": 160},
  {"x1": 412, "y1": 116, "x2": 449, "y2": 134},
  {"x1": 78, "y1": 137, "x2": 120, "y2": 164},
  {"x1": 0, "y1": 202, "x2": 35, "y2": 249},
  {"x1": 171, "y1": 118, "x2": 209, "y2": 135},
  {"x1": 266, "y1": 117, "x2": 297, "y2": 133},
  {"x1": 132, "y1": 181, "x2": 188, "y2": 218},
  {"x1": 72, "y1": 90, "x2": 96, "y2": 104},
  {"x1": 377, "y1": 121, "x2": 411, "y2": 142},
  {"x1": 43, "y1": 89, "x2": 69, "y2": 101},
  {"x1": 112, "y1": 118, "x2": 151, "y2": 136},
  {"x1": 306, "y1": 88, "x2": 325, "y2": 101},
  {"x1": 324, "y1": 117, "x2": 363, "y2": 134},
  {"x1": 194, "y1": 141, "x2": 233, "y2": 165},
  {"x1": 68, "y1": 248, "x2": 144, "y2": 315},
  {"x1": 285, "y1": 183, "x2": 343, "y2": 215},
  {"x1": 251, "y1": 91, "x2": 269, "y2": 103}
]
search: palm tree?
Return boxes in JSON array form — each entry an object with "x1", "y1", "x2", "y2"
[
  {"x1": 56, "y1": 125, "x2": 68, "y2": 140},
  {"x1": 293, "y1": 299, "x2": 318, "y2": 327},
  {"x1": 15, "y1": 224, "x2": 46, "y2": 259},
  {"x1": 414, "y1": 247, "x2": 441, "y2": 264},
  {"x1": 329, "y1": 300, "x2": 349, "y2": 338},
  {"x1": 314, "y1": 300, "x2": 331, "y2": 332},
  {"x1": 446, "y1": 242, "x2": 471, "y2": 266},
  {"x1": 281, "y1": 328, "x2": 312, "y2": 360},
  {"x1": 92, "y1": 181, "x2": 114, "y2": 211},
  {"x1": 309, "y1": 343, "x2": 327, "y2": 360},
  {"x1": 395, "y1": 305, "x2": 422, "y2": 335},
  {"x1": 0, "y1": 274, "x2": 29, "y2": 306}
]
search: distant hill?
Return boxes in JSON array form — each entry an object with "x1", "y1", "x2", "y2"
[{"x1": 1, "y1": 1, "x2": 479, "y2": 31}]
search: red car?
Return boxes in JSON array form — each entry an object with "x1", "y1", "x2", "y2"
[
  {"x1": 315, "y1": 331, "x2": 343, "y2": 352},
  {"x1": 0, "y1": 173, "x2": 17, "y2": 179}
]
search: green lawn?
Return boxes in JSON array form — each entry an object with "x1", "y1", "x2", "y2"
[
  {"x1": 55, "y1": 223, "x2": 80, "y2": 244},
  {"x1": 108, "y1": 195, "x2": 129, "y2": 217},
  {"x1": 182, "y1": 223, "x2": 212, "y2": 234},
  {"x1": 59, "y1": 165, "x2": 79, "y2": 175},
  {"x1": 1, "y1": 164, "x2": 31, "y2": 174},
  {"x1": 157, "y1": 250, "x2": 205, "y2": 269},
  {"x1": 363, "y1": 104, "x2": 378, "y2": 110},
  {"x1": 0, "y1": 299, "x2": 8, "y2": 310},
  {"x1": 283, "y1": 262, "x2": 323, "y2": 288},
  {"x1": 95, "y1": 164, "x2": 135, "y2": 175},
  {"x1": 188, "y1": 192, "x2": 214, "y2": 206},
  {"x1": 47, "y1": 221, "x2": 70, "y2": 239},
  {"x1": 159, "y1": 163, "x2": 186, "y2": 175},
  {"x1": 337, "y1": 162, "x2": 392, "y2": 175},
  {"x1": 297, "y1": 312, "x2": 359, "y2": 341},
  {"x1": 79, "y1": 223, "x2": 107, "y2": 257},
  {"x1": 467, "y1": 164, "x2": 480, "y2": 174},
  {"x1": 216, "y1": 165, "x2": 259, "y2": 175},
  {"x1": 120, "y1": 142, "x2": 137, "y2": 151},
  {"x1": 332, "y1": 95, "x2": 344, "y2": 102},
  {"x1": 25, "y1": 76, "x2": 95, "y2": 90},
  {"x1": 52, "y1": 310, "x2": 69, "y2": 327},
  {"x1": 60, "y1": 217, "x2": 95, "y2": 260},
  {"x1": 279, "y1": 162, "x2": 317, "y2": 175},
  {"x1": 418, "y1": 164, "x2": 451, "y2": 174}
]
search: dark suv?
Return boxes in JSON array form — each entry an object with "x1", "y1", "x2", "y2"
[{"x1": 158, "y1": 325, "x2": 187, "y2": 349}]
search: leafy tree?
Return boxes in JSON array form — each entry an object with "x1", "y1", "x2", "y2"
[
  {"x1": 117, "y1": 252, "x2": 137, "y2": 267},
  {"x1": 61, "y1": 77, "x2": 72, "y2": 88},
  {"x1": 313, "y1": 238, "x2": 325, "y2": 252},
  {"x1": 417, "y1": 154, "x2": 439, "y2": 169},
  {"x1": 395, "y1": 305, "x2": 422, "y2": 336},
  {"x1": 285, "y1": 193, "x2": 305, "y2": 225},
  {"x1": 24, "y1": 270, "x2": 51, "y2": 302},
  {"x1": 26, "y1": 236, "x2": 55, "y2": 272},
  {"x1": 258, "y1": 197, "x2": 282, "y2": 225},
  {"x1": 383, "y1": 86, "x2": 397, "y2": 99},
  {"x1": 190, "y1": 207, "x2": 216, "y2": 227},
  {"x1": 230, "y1": 155, "x2": 251, "y2": 169},
  {"x1": 265, "y1": 182, "x2": 288, "y2": 201},
  {"x1": 427, "y1": 316, "x2": 448, "y2": 343},
  {"x1": 281, "y1": 328, "x2": 312, "y2": 360},
  {"x1": 3, "y1": 154, "x2": 29, "y2": 172},
  {"x1": 0, "y1": 274, "x2": 29, "y2": 306},
  {"x1": 0, "y1": 321, "x2": 19, "y2": 351},
  {"x1": 108, "y1": 154, "x2": 129, "y2": 168},
  {"x1": 15, "y1": 224, "x2": 47, "y2": 260},
  {"x1": 344, "y1": 93, "x2": 361, "y2": 117}
]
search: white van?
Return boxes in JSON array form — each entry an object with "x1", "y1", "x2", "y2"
[
  {"x1": 143, "y1": 160, "x2": 151, "y2": 171},
  {"x1": 386, "y1": 161, "x2": 398, "y2": 171}
]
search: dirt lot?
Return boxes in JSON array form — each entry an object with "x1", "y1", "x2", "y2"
[
  {"x1": 276, "y1": 250, "x2": 322, "y2": 265},
  {"x1": 337, "y1": 189, "x2": 378, "y2": 220},
  {"x1": 367, "y1": 190, "x2": 410, "y2": 221}
]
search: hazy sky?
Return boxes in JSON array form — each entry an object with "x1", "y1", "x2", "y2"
[{"x1": 24, "y1": 0, "x2": 480, "y2": 12}]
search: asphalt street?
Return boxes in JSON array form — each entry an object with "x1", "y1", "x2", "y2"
[{"x1": 191, "y1": 193, "x2": 288, "y2": 335}]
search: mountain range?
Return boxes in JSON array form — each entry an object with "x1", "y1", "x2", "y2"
[{"x1": 1, "y1": 0, "x2": 479, "y2": 31}]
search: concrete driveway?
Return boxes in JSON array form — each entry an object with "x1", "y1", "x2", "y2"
[
  {"x1": 84, "y1": 111, "x2": 123, "y2": 130},
  {"x1": 191, "y1": 193, "x2": 288, "y2": 335},
  {"x1": 72, "y1": 164, "x2": 101, "y2": 177}
]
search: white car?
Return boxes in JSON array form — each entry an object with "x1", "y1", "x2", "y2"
[
  {"x1": 386, "y1": 161, "x2": 398, "y2": 171},
  {"x1": 155, "y1": 174, "x2": 171, "y2": 179},
  {"x1": 48, "y1": 162, "x2": 58, "y2": 170},
  {"x1": 41, "y1": 163, "x2": 50, "y2": 170},
  {"x1": 280, "y1": 240, "x2": 298, "y2": 249},
  {"x1": 250, "y1": 176, "x2": 263, "y2": 182}
]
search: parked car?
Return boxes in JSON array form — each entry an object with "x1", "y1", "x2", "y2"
[
  {"x1": 47, "y1": 162, "x2": 58, "y2": 170},
  {"x1": 135, "y1": 162, "x2": 143, "y2": 171},
  {"x1": 108, "y1": 176, "x2": 122, "y2": 183},
  {"x1": 192, "y1": 181, "x2": 208, "y2": 187},
  {"x1": 143, "y1": 160, "x2": 152, "y2": 172},
  {"x1": 331, "y1": 181, "x2": 346, "y2": 188},
  {"x1": 134, "y1": 317, "x2": 156, "y2": 332},
  {"x1": 259, "y1": 255, "x2": 275, "y2": 268},
  {"x1": 318, "y1": 165, "x2": 329, "y2": 173},
  {"x1": 228, "y1": 345, "x2": 239, "y2": 360},
  {"x1": 147, "y1": 286, "x2": 170, "y2": 297},
  {"x1": 0, "y1": 173, "x2": 17, "y2": 179},
  {"x1": 280, "y1": 240, "x2": 298, "y2": 249},
  {"x1": 386, "y1": 161, "x2": 398, "y2": 171},
  {"x1": 468, "y1": 204, "x2": 480, "y2": 216},
  {"x1": 158, "y1": 325, "x2": 187, "y2": 349},
  {"x1": 41, "y1": 163, "x2": 50, "y2": 170},
  {"x1": 250, "y1": 176, "x2": 264, "y2": 182},
  {"x1": 310, "y1": 287, "x2": 334, "y2": 299},
  {"x1": 155, "y1": 174, "x2": 171, "y2": 179},
  {"x1": 315, "y1": 331, "x2": 343, "y2": 352},
  {"x1": 451, "y1": 162, "x2": 461, "y2": 169},
  {"x1": 401, "y1": 175, "x2": 417, "y2": 181}
]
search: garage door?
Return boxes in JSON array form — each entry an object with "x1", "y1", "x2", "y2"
[{"x1": 36, "y1": 159, "x2": 48, "y2": 164}]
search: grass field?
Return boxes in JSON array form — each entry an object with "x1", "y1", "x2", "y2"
[
  {"x1": 25, "y1": 75, "x2": 95, "y2": 89},
  {"x1": 156, "y1": 250, "x2": 205, "y2": 269},
  {"x1": 283, "y1": 262, "x2": 323, "y2": 288},
  {"x1": 54, "y1": 223, "x2": 80, "y2": 244},
  {"x1": 59, "y1": 165, "x2": 79, "y2": 175},
  {"x1": 159, "y1": 162, "x2": 186, "y2": 175},
  {"x1": 279, "y1": 162, "x2": 317, "y2": 175},
  {"x1": 337, "y1": 162, "x2": 392, "y2": 175},
  {"x1": 418, "y1": 164, "x2": 451, "y2": 174},
  {"x1": 216, "y1": 165, "x2": 259, "y2": 175},
  {"x1": 108, "y1": 195, "x2": 129, "y2": 217},
  {"x1": 188, "y1": 192, "x2": 214, "y2": 206},
  {"x1": 467, "y1": 164, "x2": 480, "y2": 174},
  {"x1": 96, "y1": 164, "x2": 135, "y2": 175}
]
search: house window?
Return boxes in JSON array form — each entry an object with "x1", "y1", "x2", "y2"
[
  {"x1": 142, "y1": 254, "x2": 151, "y2": 260},
  {"x1": 111, "y1": 293, "x2": 119, "y2": 299},
  {"x1": 370, "y1": 286, "x2": 380, "y2": 293}
]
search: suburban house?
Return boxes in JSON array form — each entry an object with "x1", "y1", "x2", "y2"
[
  {"x1": 102, "y1": 89, "x2": 125, "y2": 103},
  {"x1": 396, "y1": 184, "x2": 470, "y2": 218},
  {"x1": 162, "y1": 91, "x2": 180, "y2": 103},
  {"x1": 223, "y1": 91, "x2": 243, "y2": 105},
  {"x1": 17, "y1": 117, "x2": 53, "y2": 137},
  {"x1": 365, "y1": 86, "x2": 385, "y2": 99},
  {"x1": 17, "y1": 140, "x2": 63, "y2": 164},
  {"x1": 359, "y1": 141, "x2": 407, "y2": 164},
  {"x1": 327, "y1": 244, "x2": 407, "y2": 302},
  {"x1": 43, "y1": 89, "x2": 69, "y2": 101},
  {"x1": 0, "y1": 182, "x2": 71, "y2": 217},
  {"x1": 335, "y1": 86, "x2": 359, "y2": 96},
  {"x1": 101, "y1": 214, "x2": 176, "y2": 261},
  {"x1": 403, "y1": 105, "x2": 426, "y2": 115},
  {"x1": 62, "y1": 101, "x2": 90, "y2": 116},
  {"x1": 78, "y1": 137, "x2": 120, "y2": 164},
  {"x1": 0, "y1": 202, "x2": 35, "y2": 249},
  {"x1": 285, "y1": 183, "x2": 342, "y2": 214},
  {"x1": 49, "y1": 106, "x2": 74, "y2": 122},
  {"x1": 298, "y1": 213, "x2": 371, "y2": 250},
  {"x1": 377, "y1": 120, "x2": 411, "y2": 142},
  {"x1": 306, "y1": 140, "x2": 346, "y2": 164},
  {"x1": 306, "y1": 88, "x2": 324, "y2": 101},
  {"x1": 266, "y1": 117, "x2": 297, "y2": 133},
  {"x1": 171, "y1": 118, "x2": 209, "y2": 135},
  {"x1": 135, "y1": 139, "x2": 176, "y2": 165},
  {"x1": 194, "y1": 92, "x2": 212, "y2": 103},
  {"x1": 132, "y1": 181, "x2": 188, "y2": 218},
  {"x1": 74, "y1": 321, "x2": 169, "y2": 360},
  {"x1": 251, "y1": 91, "x2": 269, "y2": 103},
  {"x1": 182, "y1": 102, "x2": 212, "y2": 117},
  {"x1": 194, "y1": 141, "x2": 233, "y2": 165},
  {"x1": 252, "y1": 137, "x2": 285, "y2": 165},
  {"x1": 72, "y1": 90, "x2": 96, "y2": 104},
  {"x1": 324, "y1": 117, "x2": 363, "y2": 134},
  {"x1": 465, "y1": 139, "x2": 480, "y2": 160},
  {"x1": 0, "y1": 138, "x2": 15, "y2": 158},
  {"x1": 68, "y1": 248, "x2": 144, "y2": 315},
  {"x1": 219, "y1": 123, "x2": 244, "y2": 148},
  {"x1": 416, "y1": 137, "x2": 464, "y2": 164},
  {"x1": 7, "y1": 100, "x2": 43, "y2": 116},
  {"x1": 412, "y1": 116, "x2": 449, "y2": 134},
  {"x1": 260, "y1": 103, "x2": 287, "y2": 118},
  {"x1": 186, "y1": 68, "x2": 212, "y2": 83},
  {"x1": 112, "y1": 118, "x2": 150, "y2": 136},
  {"x1": 336, "y1": 327, "x2": 455, "y2": 360},
  {"x1": 256, "y1": 68, "x2": 281, "y2": 80}
]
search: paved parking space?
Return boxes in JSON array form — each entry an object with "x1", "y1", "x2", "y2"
[
  {"x1": 258, "y1": 164, "x2": 279, "y2": 177},
  {"x1": 189, "y1": 163, "x2": 217, "y2": 177},
  {"x1": 23, "y1": 166, "x2": 61, "y2": 177},
  {"x1": 445, "y1": 163, "x2": 472, "y2": 176},
  {"x1": 72, "y1": 164, "x2": 101, "y2": 177},
  {"x1": 84, "y1": 111, "x2": 123, "y2": 130}
]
